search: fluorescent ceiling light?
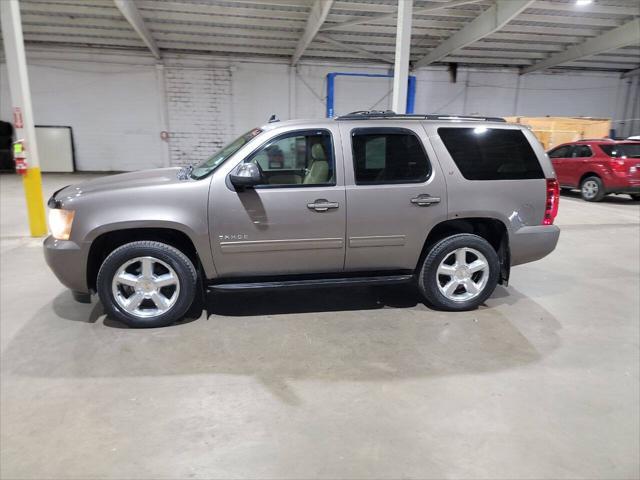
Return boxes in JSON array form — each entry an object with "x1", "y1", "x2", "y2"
[{"x1": 576, "y1": 0, "x2": 593, "y2": 6}]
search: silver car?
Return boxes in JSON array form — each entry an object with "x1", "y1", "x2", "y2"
[{"x1": 44, "y1": 111, "x2": 560, "y2": 328}]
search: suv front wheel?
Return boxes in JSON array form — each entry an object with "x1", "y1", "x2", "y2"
[
  {"x1": 418, "y1": 234, "x2": 500, "y2": 311},
  {"x1": 97, "y1": 241, "x2": 198, "y2": 328}
]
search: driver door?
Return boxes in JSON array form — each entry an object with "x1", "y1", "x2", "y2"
[{"x1": 209, "y1": 127, "x2": 346, "y2": 277}]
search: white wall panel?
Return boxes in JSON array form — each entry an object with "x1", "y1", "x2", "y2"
[
  {"x1": 231, "y1": 62, "x2": 290, "y2": 134},
  {"x1": 0, "y1": 50, "x2": 632, "y2": 172},
  {"x1": 517, "y1": 73, "x2": 621, "y2": 119},
  {"x1": 0, "y1": 61, "x2": 164, "y2": 171},
  {"x1": 414, "y1": 69, "x2": 466, "y2": 115}
]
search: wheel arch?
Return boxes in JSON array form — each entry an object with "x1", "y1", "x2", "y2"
[
  {"x1": 579, "y1": 172, "x2": 602, "y2": 185},
  {"x1": 87, "y1": 227, "x2": 202, "y2": 292},
  {"x1": 417, "y1": 218, "x2": 510, "y2": 284}
]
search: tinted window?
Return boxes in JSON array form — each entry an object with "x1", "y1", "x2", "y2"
[
  {"x1": 438, "y1": 127, "x2": 544, "y2": 180},
  {"x1": 351, "y1": 128, "x2": 430, "y2": 184},
  {"x1": 549, "y1": 145, "x2": 572, "y2": 158},
  {"x1": 600, "y1": 144, "x2": 640, "y2": 158},
  {"x1": 573, "y1": 145, "x2": 592, "y2": 158},
  {"x1": 244, "y1": 130, "x2": 335, "y2": 186}
]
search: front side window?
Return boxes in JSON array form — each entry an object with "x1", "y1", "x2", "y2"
[
  {"x1": 243, "y1": 130, "x2": 335, "y2": 187},
  {"x1": 549, "y1": 145, "x2": 572, "y2": 159},
  {"x1": 351, "y1": 128, "x2": 431, "y2": 184},
  {"x1": 438, "y1": 127, "x2": 544, "y2": 181}
]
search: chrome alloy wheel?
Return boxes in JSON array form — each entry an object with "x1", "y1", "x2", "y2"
[
  {"x1": 436, "y1": 247, "x2": 489, "y2": 302},
  {"x1": 111, "y1": 256, "x2": 180, "y2": 318},
  {"x1": 582, "y1": 180, "x2": 599, "y2": 200}
]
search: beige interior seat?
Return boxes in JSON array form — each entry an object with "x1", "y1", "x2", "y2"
[{"x1": 303, "y1": 143, "x2": 330, "y2": 184}]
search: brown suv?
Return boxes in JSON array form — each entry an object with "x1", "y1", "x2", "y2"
[{"x1": 45, "y1": 112, "x2": 560, "y2": 327}]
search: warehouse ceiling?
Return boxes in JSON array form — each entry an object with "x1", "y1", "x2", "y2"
[{"x1": 3, "y1": 0, "x2": 640, "y2": 74}]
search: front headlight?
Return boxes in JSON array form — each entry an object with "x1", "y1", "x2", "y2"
[{"x1": 48, "y1": 209, "x2": 75, "y2": 240}]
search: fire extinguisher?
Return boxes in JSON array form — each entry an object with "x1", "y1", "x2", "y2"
[{"x1": 13, "y1": 140, "x2": 27, "y2": 175}]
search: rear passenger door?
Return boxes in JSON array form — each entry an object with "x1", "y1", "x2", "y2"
[{"x1": 339, "y1": 124, "x2": 448, "y2": 271}]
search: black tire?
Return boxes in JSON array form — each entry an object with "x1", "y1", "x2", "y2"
[
  {"x1": 418, "y1": 233, "x2": 500, "y2": 311},
  {"x1": 630, "y1": 194, "x2": 640, "y2": 202},
  {"x1": 97, "y1": 241, "x2": 198, "y2": 328},
  {"x1": 580, "y1": 176, "x2": 605, "y2": 202}
]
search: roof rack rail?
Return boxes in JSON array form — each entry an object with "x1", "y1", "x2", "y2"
[
  {"x1": 336, "y1": 110, "x2": 506, "y2": 122},
  {"x1": 577, "y1": 138, "x2": 613, "y2": 142}
]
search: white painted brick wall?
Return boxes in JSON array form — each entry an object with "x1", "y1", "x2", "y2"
[{"x1": 165, "y1": 67, "x2": 233, "y2": 167}]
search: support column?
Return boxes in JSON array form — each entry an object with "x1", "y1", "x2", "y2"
[
  {"x1": 1, "y1": 0, "x2": 46, "y2": 236},
  {"x1": 391, "y1": 0, "x2": 413, "y2": 114},
  {"x1": 289, "y1": 66, "x2": 297, "y2": 120},
  {"x1": 155, "y1": 63, "x2": 171, "y2": 167}
]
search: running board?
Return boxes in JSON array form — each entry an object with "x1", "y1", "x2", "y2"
[{"x1": 208, "y1": 274, "x2": 415, "y2": 292}]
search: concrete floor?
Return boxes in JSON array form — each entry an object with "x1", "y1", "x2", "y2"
[{"x1": 1, "y1": 172, "x2": 639, "y2": 479}]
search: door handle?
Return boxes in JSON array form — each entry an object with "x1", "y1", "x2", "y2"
[
  {"x1": 411, "y1": 194, "x2": 441, "y2": 206},
  {"x1": 307, "y1": 199, "x2": 339, "y2": 212}
]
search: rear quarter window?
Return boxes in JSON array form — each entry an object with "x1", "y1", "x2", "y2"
[{"x1": 438, "y1": 127, "x2": 544, "y2": 180}]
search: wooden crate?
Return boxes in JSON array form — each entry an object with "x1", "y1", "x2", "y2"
[{"x1": 504, "y1": 116, "x2": 611, "y2": 150}]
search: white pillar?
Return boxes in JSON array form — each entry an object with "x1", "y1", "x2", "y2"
[
  {"x1": 1, "y1": 0, "x2": 40, "y2": 170},
  {"x1": 289, "y1": 66, "x2": 297, "y2": 120},
  {"x1": 391, "y1": 0, "x2": 413, "y2": 114},
  {"x1": 155, "y1": 63, "x2": 171, "y2": 167},
  {"x1": 1, "y1": 0, "x2": 47, "y2": 237}
]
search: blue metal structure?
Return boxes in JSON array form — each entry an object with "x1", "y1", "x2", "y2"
[{"x1": 326, "y1": 72, "x2": 417, "y2": 118}]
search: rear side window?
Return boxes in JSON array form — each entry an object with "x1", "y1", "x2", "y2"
[
  {"x1": 438, "y1": 127, "x2": 544, "y2": 180},
  {"x1": 600, "y1": 144, "x2": 640, "y2": 158},
  {"x1": 351, "y1": 128, "x2": 431, "y2": 184}
]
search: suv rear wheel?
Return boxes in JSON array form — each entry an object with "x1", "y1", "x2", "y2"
[
  {"x1": 418, "y1": 234, "x2": 500, "y2": 311},
  {"x1": 97, "y1": 241, "x2": 197, "y2": 328},
  {"x1": 581, "y1": 176, "x2": 605, "y2": 202}
]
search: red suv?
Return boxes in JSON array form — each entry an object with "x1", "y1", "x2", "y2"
[{"x1": 548, "y1": 140, "x2": 640, "y2": 202}]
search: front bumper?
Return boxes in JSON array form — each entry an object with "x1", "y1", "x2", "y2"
[
  {"x1": 43, "y1": 235, "x2": 90, "y2": 293},
  {"x1": 510, "y1": 225, "x2": 560, "y2": 266}
]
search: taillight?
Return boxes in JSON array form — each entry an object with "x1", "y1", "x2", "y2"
[
  {"x1": 610, "y1": 158, "x2": 627, "y2": 176},
  {"x1": 543, "y1": 178, "x2": 559, "y2": 225}
]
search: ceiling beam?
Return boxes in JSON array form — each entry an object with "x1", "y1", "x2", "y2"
[
  {"x1": 113, "y1": 0, "x2": 160, "y2": 59},
  {"x1": 521, "y1": 19, "x2": 640, "y2": 74},
  {"x1": 315, "y1": 34, "x2": 394, "y2": 64},
  {"x1": 414, "y1": 0, "x2": 534, "y2": 68},
  {"x1": 320, "y1": 0, "x2": 481, "y2": 32},
  {"x1": 622, "y1": 67, "x2": 640, "y2": 79},
  {"x1": 291, "y1": 0, "x2": 334, "y2": 66}
]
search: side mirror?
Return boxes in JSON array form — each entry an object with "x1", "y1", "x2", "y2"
[{"x1": 229, "y1": 163, "x2": 262, "y2": 188}]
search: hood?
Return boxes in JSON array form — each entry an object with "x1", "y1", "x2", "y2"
[{"x1": 53, "y1": 168, "x2": 186, "y2": 203}]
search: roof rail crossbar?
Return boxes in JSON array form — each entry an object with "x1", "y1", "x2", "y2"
[{"x1": 336, "y1": 110, "x2": 506, "y2": 122}]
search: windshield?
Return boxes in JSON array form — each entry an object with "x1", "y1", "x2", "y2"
[
  {"x1": 191, "y1": 128, "x2": 263, "y2": 179},
  {"x1": 600, "y1": 143, "x2": 640, "y2": 159}
]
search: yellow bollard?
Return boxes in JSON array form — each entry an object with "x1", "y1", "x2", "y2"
[{"x1": 21, "y1": 167, "x2": 47, "y2": 237}]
